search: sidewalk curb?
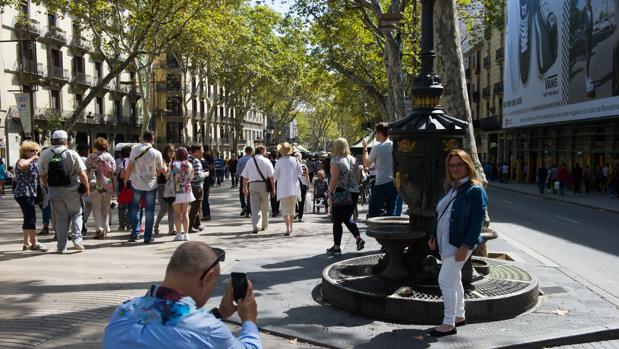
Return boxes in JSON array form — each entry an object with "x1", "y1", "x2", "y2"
[
  {"x1": 490, "y1": 185, "x2": 619, "y2": 215},
  {"x1": 496, "y1": 322, "x2": 619, "y2": 349}
]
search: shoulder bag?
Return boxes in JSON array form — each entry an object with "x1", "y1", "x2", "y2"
[{"x1": 253, "y1": 157, "x2": 273, "y2": 193}]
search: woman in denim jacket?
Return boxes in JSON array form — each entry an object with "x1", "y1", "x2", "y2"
[{"x1": 428, "y1": 149, "x2": 487, "y2": 336}]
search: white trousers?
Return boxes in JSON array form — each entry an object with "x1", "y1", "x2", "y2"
[
  {"x1": 91, "y1": 191, "x2": 112, "y2": 233},
  {"x1": 438, "y1": 251, "x2": 472, "y2": 326},
  {"x1": 249, "y1": 182, "x2": 269, "y2": 231}
]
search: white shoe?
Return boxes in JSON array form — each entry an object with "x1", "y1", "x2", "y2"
[
  {"x1": 174, "y1": 233, "x2": 184, "y2": 241},
  {"x1": 183, "y1": 233, "x2": 189, "y2": 241},
  {"x1": 72, "y1": 241, "x2": 85, "y2": 251}
]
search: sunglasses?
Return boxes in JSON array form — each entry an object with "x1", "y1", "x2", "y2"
[{"x1": 200, "y1": 247, "x2": 226, "y2": 280}]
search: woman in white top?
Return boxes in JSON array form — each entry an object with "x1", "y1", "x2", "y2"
[
  {"x1": 273, "y1": 142, "x2": 302, "y2": 236},
  {"x1": 294, "y1": 152, "x2": 311, "y2": 221}
]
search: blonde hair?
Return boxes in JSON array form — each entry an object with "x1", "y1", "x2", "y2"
[
  {"x1": 331, "y1": 138, "x2": 350, "y2": 157},
  {"x1": 19, "y1": 140, "x2": 40, "y2": 159},
  {"x1": 444, "y1": 149, "x2": 480, "y2": 191}
]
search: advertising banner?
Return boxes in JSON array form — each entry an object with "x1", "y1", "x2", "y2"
[
  {"x1": 503, "y1": 0, "x2": 619, "y2": 128},
  {"x1": 14, "y1": 93, "x2": 32, "y2": 135}
]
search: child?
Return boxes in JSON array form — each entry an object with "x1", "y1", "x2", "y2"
[{"x1": 313, "y1": 170, "x2": 329, "y2": 213}]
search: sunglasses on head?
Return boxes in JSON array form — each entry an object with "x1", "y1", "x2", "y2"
[{"x1": 200, "y1": 247, "x2": 225, "y2": 280}]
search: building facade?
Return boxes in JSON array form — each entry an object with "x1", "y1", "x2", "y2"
[{"x1": 1, "y1": 2, "x2": 143, "y2": 165}]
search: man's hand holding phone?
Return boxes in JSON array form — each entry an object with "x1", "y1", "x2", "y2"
[{"x1": 235, "y1": 276, "x2": 257, "y2": 324}]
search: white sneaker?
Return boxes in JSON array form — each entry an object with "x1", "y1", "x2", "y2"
[
  {"x1": 72, "y1": 241, "x2": 85, "y2": 251},
  {"x1": 174, "y1": 233, "x2": 184, "y2": 242},
  {"x1": 183, "y1": 233, "x2": 189, "y2": 241}
]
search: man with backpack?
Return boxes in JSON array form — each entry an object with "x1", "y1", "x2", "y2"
[
  {"x1": 39, "y1": 130, "x2": 90, "y2": 253},
  {"x1": 188, "y1": 144, "x2": 207, "y2": 233},
  {"x1": 123, "y1": 131, "x2": 166, "y2": 244}
]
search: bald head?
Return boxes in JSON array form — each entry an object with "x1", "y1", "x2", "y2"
[{"x1": 166, "y1": 241, "x2": 218, "y2": 277}]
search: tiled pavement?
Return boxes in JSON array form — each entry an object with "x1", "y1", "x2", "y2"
[{"x1": 0, "y1": 183, "x2": 618, "y2": 348}]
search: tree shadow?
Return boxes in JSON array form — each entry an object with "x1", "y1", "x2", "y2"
[{"x1": 354, "y1": 329, "x2": 436, "y2": 349}]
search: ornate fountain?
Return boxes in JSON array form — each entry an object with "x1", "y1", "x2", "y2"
[{"x1": 321, "y1": 0, "x2": 538, "y2": 324}]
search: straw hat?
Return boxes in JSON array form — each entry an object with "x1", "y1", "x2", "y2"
[{"x1": 277, "y1": 142, "x2": 294, "y2": 155}]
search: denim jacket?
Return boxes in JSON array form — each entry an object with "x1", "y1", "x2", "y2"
[{"x1": 432, "y1": 180, "x2": 487, "y2": 250}]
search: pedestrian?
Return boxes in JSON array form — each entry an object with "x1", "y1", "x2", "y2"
[
  {"x1": 224, "y1": 157, "x2": 230, "y2": 180},
  {"x1": 313, "y1": 170, "x2": 329, "y2": 213},
  {"x1": 549, "y1": 164, "x2": 558, "y2": 193},
  {"x1": 608, "y1": 172, "x2": 617, "y2": 199},
  {"x1": 14, "y1": 140, "x2": 47, "y2": 252},
  {"x1": 595, "y1": 165, "x2": 604, "y2": 192},
  {"x1": 268, "y1": 150, "x2": 281, "y2": 217},
  {"x1": 229, "y1": 156, "x2": 238, "y2": 188},
  {"x1": 325, "y1": 138, "x2": 365, "y2": 255},
  {"x1": 501, "y1": 162, "x2": 509, "y2": 183},
  {"x1": 155, "y1": 144, "x2": 176, "y2": 236},
  {"x1": 124, "y1": 130, "x2": 166, "y2": 243},
  {"x1": 427, "y1": 149, "x2": 487, "y2": 337},
  {"x1": 201, "y1": 147, "x2": 215, "y2": 221},
  {"x1": 241, "y1": 145, "x2": 274, "y2": 234},
  {"x1": 77, "y1": 143, "x2": 92, "y2": 236},
  {"x1": 306, "y1": 155, "x2": 316, "y2": 182},
  {"x1": 0, "y1": 158, "x2": 6, "y2": 197},
  {"x1": 537, "y1": 165, "x2": 548, "y2": 194},
  {"x1": 39, "y1": 130, "x2": 89, "y2": 252},
  {"x1": 171, "y1": 147, "x2": 195, "y2": 241},
  {"x1": 85, "y1": 137, "x2": 116, "y2": 239},
  {"x1": 602, "y1": 163, "x2": 610, "y2": 191},
  {"x1": 362, "y1": 122, "x2": 397, "y2": 218},
  {"x1": 571, "y1": 163, "x2": 583, "y2": 194},
  {"x1": 583, "y1": 165, "x2": 593, "y2": 194},
  {"x1": 117, "y1": 145, "x2": 133, "y2": 231},
  {"x1": 557, "y1": 163, "x2": 569, "y2": 196},
  {"x1": 237, "y1": 147, "x2": 253, "y2": 218},
  {"x1": 214, "y1": 155, "x2": 225, "y2": 186},
  {"x1": 322, "y1": 154, "x2": 331, "y2": 182},
  {"x1": 273, "y1": 144, "x2": 303, "y2": 236},
  {"x1": 188, "y1": 144, "x2": 207, "y2": 233},
  {"x1": 103, "y1": 242, "x2": 261, "y2": 349},
  {"x1": 294, "y1": 152, "x2": 310, "y2": 222}
]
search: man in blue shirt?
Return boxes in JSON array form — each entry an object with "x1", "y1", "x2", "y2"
[
  {"x1": 104, "y1": 242, "x2": 261, "y2": 349},
  {"x1": 214, "y1": 156, "x2": 225, "y2": 186}
]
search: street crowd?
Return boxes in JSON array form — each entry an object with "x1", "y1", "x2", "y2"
[{"x1": 3, "y1": 123, "x2": 490, "y2": 345}]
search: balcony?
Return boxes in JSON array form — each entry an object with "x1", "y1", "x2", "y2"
[
  {"x1": 478, "y1": 115, "x2": 502, "y2": 131},
  {"x1": 71, "y1": 72, "x2": 91, "y2": 87},
  {"x1": 13, "y1": 16, "x2": 41, "y2": 37},
  {"x1": 109, "y1": 81, "x2": 128, "y2": 95},
  {"x1": 69, "y1": 36, "x2": 90, "y2": 52},
  {"x1": 494, "y1": 82, "x2": 504, "y2": 95},
  {"x1": 92, "y1": 76, "x2": 108, "y2": 90},
  {"x1": 13, "y1": 60, "x2": 45, "y2": 83},
  {"x1": 495, "y1": 48, "x2": 504, "y2": 62},
  {"x1": 482, "y1": 87, "x2": 491, "y2": 99},
  {"x1": 483, "y1": 56, "x2": 490, "y2": 69},
  {"x1": 49, "y1": 66, "x2": 70, "y2": 81},
  {"x1": 40, "y1": 26, "x2": 67, "y2": 45},
  {"x1": 128, "y1": 85, "x2": 142, "y2": 99}
]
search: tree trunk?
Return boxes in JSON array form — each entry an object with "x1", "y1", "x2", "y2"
[
  {"x1": 138, "y1": 63, "x2": 152, "y2": 135},
  {"x1": 384, "y1": 33, "x2": 406, "y2": 121},
  {"x1": 435, "y1": 0, "x2": 492, "y2": 253},
  {"x1": 434, "y1": 0, "x2": 485, "y2": 182}
]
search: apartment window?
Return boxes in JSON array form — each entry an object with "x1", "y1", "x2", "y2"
[
  {"x1": 75, "y1": 94, "x2": 82, "y2": 108},
  {"x1": 219, "y1": 106, "x2": 224, "y2": 119},
  {"x1": 192, "y1": 99, "x2": 197, "y2": 117},
  {"x1": 51, "y1": 49, "x2": 62, "y2": 68},
  {"x1": 48, "y1": 14, "x2": 57, "y2": 27},
  {"x1": 200, "y1": 100, "x2": 205, "y2": 116},
  {"x1": 51, "y1": 90, "x2": 61, "y2": 111},
  {"x1": 94, "y1": 62, "x2": 102, "y2": 78},
  {"x1": 114, "y1": 100, "x2": 122, "y2": 120},
  {"x1": 130, "y1": 103, "x2": 137, "y2": 122},
  {"x1": 73, "y1": 55, "x2": 84, "y2": 74},
  {"x1": 486, "y1": 101, "x2": 490, "y2": 116},
  {"x1": 167, "y1": 122, "x2": 182, "y2": 143},
  {"x1": 166, "y1": 96, "x2": 182, "y2": 116},
  {"x1": 95, "y1": 97, "x2": 103, "y2": 114}
]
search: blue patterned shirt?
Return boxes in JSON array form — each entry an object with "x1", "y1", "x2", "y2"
[
  {"x1": 14, "y1": 159, "x2": 39, "y2": 198},
  {"x1": 103, "y1": 285, "x2": 261, "y2": 349}
]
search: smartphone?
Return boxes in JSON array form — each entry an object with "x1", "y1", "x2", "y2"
[{"x1": 231, "y1": 272, "x2": 248, "y2": 301}]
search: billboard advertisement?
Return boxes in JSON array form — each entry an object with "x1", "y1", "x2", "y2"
[{"x1": 503, "y1": 0, "x2": 619, "y2": 128}]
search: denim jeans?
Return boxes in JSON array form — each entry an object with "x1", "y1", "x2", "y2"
[
  {"x1": 368, "y1": 181, "x2": 398, "y2": 218},
  {"x1": 130, "y1": 188, "x2": 157, "y2": 241},
  {"x1": 41, "y1": 204, "x2": 51, "y2": 225}
]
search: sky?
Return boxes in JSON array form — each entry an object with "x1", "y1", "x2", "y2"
[{"x1": 261, "y1": 0, "x2": 291, "y2": 14}]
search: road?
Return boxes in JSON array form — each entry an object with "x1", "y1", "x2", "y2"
[{"x1": 488, "y1": 187, "x2": 619, "y2": 303}]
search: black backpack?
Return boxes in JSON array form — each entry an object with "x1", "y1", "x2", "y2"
[{"x1": 47, "y1": 149, "x2": 72, "y2": 187}]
